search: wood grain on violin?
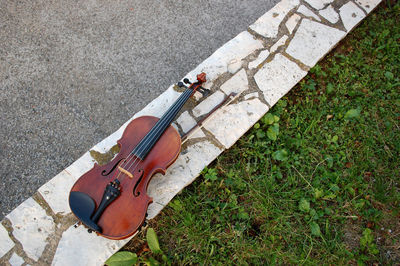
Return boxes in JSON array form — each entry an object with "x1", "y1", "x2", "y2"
[{"x1": 69, "y1": 73, "x2": 208, "y2": 240}]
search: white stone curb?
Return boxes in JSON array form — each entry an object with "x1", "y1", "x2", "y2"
[{"x1": 0, "y1": 0, "x2": 381, "y2": 265}]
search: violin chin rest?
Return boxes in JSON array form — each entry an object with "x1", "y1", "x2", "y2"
[{"x1": 69, "y1": 191, "x2": 102, "y2": 233}]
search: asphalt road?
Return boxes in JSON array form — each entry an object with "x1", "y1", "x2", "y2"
[{"x1": 0, "y1": 0, "x2": 279, "y2": 219}]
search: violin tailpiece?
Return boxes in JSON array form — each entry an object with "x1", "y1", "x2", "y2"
[
  {"x1": 91, "y1": 179, "x2": 121, "y2": 224},
  {"x1": 70, "y1": 179, "x2": 121, "y2": 234}
]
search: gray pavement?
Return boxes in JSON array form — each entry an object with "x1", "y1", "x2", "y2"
[{"x1": 0, "y1": 0, "x2": 279, "y2": 219}]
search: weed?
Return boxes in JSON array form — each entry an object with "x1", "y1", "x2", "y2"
[{"x1": 107, "y1": 228, "x2": 169, "y2": 266}]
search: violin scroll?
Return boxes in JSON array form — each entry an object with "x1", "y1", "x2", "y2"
[
  {"x1": 196, "y1": 72, "x2": 207, "y2": 83},
  {"x1": 178, "y1": 72, "x2": 209, "y2": 97}
]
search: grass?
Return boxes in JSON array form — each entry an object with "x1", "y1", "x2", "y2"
[{"x1": 123, "y1": 3, "x2": 399, "y2": 264}]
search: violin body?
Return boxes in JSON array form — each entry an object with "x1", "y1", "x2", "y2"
[
  {"x1": 69, "y1": 116, "x2": 181, "y2": 239},
  {"x1": 69, "y1": 72, "x2": 207, "y2": 240}
]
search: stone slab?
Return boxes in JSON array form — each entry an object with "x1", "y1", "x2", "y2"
[
  {"x1": 9, "y1": 252, "x2": 24, "y2": 266},
  {"x1": 254, "y1": 54, "x2": 307, "y2": 106},
  {"x1": 286, "y1": 19, "x2": 346, "y2": 67},
  {"x1": 304, "y1": 0, "x2": 334, "y2": 10},
  {"x1": 319, "y1": 5, "x2": 340, "y2": 23},
  {"x1": 298, "y1": 5, "x2": 321, "y2": 21},
  {"x1": 52, "y1": 225, "x2": 129, "y2": 266},
  {"x1": 339, "y1": 1, "x2": 366, "y2": 32},
  {"x1": 244, "y1": 92, "x2": 259, "y2": 100},
  {"x1": 285, "y1": 14, "x2": 301, "y2": 34},
  {"x1": 147, "y1": 140, "x2": 223, "y2": 218},
  {"x1": 187, "y1": 129, "x2": 207, "y2": 140},
  {"x1": 0, "y1": 224, "x2": 14, "y2": 257},
  {"x1": 38, "y1": 170, "x2": 76, "y2": 215},
  {"x1": 193, "y1": 91, "x2": 226, "y2": 118},
  {"x1": 203, "y1": 98, "x2": 269, "y2": 148},
  {"x1": 176, "y1": 111, "x2": 197, "y2": 133},
  {"x1": 64, "y1": 152, "x2": 96, "y2": 180},
  {"x1": 270, "y1": 35, "x2": 288, "y2": 53},
  {"x1": 6, "y1": 198, "x2": 55, "y2": 261},
  {"x1": 227, "y1": 59, "x2": 243, "y2": 74},
  {"x1": 250, "y1": 0, "x2": 300, "y2": 38},
  {"x1": 220, "y1": 69, "x2": 249, "y2": 95},
  {"x1": 176, "y1": 111, "x2": 206, "y2": 139},
  {"x1": 355, "y1": 0, "x2": 380, "y2": 13},
  {"x1": 249, "y1": 50, "x2": 271, "y2": 69},
  {"x1": 185, "y1": 31, "x2": 263, "y2": 83}
]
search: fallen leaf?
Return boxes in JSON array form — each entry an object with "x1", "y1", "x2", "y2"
[
  {"x1": 344, "y1": 108, "x2": 361, "y2": 120},
  {"x1": 310, "y1": 222, "x2": 321, "y2": 237},
  {"x1": 299, "y1": 198, "x2": 310, "y2": 213},
  {"x1": 105, "y1": 251, "x2": 138, "y2": 266},
  {"x1": 272, "y1": 149, "x2": 288, "y2": 161}
]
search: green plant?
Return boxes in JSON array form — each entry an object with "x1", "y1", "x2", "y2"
[
  {"x1": 357, "y1": 228, "x2": 379, "y2": 263},
  {"x1": 106, "y1": 228, "x2": 169, "y2": 266}
]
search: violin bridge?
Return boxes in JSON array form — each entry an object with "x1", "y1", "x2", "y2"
[{"x1": 118, "y1": 166, "x2": 134, "y2": 179}]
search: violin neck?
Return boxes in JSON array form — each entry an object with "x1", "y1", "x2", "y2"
[{"x1": 132, "y1": 87, "x2": 193, "y2": 160}]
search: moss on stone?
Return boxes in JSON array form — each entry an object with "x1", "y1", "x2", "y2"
[{"x1": 89, "y1": 144, "x2": 120, "y2": 165}]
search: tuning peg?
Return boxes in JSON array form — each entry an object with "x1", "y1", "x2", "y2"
[
  {"x1": 183, "y1": 78, "x2": 191, "y2": 84},
  {"x1": 177, "y1": 82, "x2": 185, "y2": 88}
]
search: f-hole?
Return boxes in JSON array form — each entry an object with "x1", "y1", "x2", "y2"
[
  {"x1": 133, "y1": 169, "x2": 144, "y2": 197},
  {"x1": 101, "y1": 158, "x2": 125, "y2": 176}
]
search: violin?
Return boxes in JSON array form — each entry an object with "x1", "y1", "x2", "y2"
[{"x1": 69, "y1": 73, "x2": 208, "y2": 240}]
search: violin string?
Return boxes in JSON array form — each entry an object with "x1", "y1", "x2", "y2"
[
  {"x1": 134, "y1": 87, "x2": 192, "y2": 159},
  {"x1": 119, "y1": 87, "x2": 192, "y2": 179},
  {"x1": 113, "y1": 87, "x2": 193, "y2": 183},
  {"x1": 115, "y1": 88, "x2": 191, "y2": 183}
]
